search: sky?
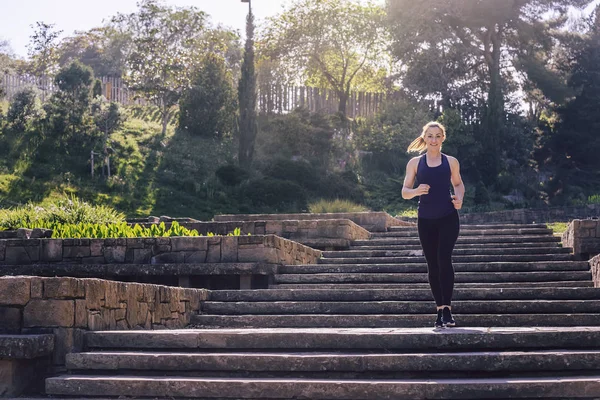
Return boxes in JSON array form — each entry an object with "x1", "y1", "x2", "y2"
[{"x1": 0, "y1": 0, "x2": 305, "y2": 59}]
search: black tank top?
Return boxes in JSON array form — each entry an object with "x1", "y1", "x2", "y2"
[{"x1": 416, "y1": 153, "x2": 455, "y2": 219}]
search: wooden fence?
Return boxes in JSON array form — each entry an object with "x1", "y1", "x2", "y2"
[
  {"x1": 2, "y1": 73, "x2": 385, "y2": 118},
  {"x1": 257, "y1": 84, "x2": 385, "y2": 119}
]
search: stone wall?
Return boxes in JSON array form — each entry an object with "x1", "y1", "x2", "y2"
[
  {"x1": 561, "y1": 219, "x2": 600, "y2": 259},
  {"x1": 137, "y1": 219, "x2": 370, "y2": 249},
  {"x1": 213, "y1": 212, "x2": 413, "y2": 232},
  {"x1": 0, "y1": 235, "x2": 322, "y2": 266},
  {"x1": 591, "y1": 254, "x2": 600, "y2": 288},
  {"x1": 413, "y1": 205, "x2": 600, "y2": 225},
  {"x1": 0, "y1": 276, "x2": 207, "y2": 364}
]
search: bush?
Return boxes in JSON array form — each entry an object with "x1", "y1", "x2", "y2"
[
  {"x1": 178, "y1": 55, "x2": 236, "y2": 138},
  {"x1": 216, "y1": 164, "x2": 249, "y2": 186},
  {"x1": 308, "y1": 199, "x2": 368, "y2": 213},
  {"x1": 6, "y1": 87, "x2": 45, "y2": 131},
  {"x1": 0, "y1": 195, "x2": 125, "y2": 230}
]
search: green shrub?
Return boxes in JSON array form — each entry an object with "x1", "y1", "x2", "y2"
[
  {"x1": 0, "y1": 195, "x2": 125, "y2": 230},
  {"x1": 589, "y1": 194, "x2": 600, "y2": 204},
  {"x1": 308, "y1": 199, "x2": 368, "y2": 213},
  {"x1": 6, "y1": 87, "x2": 45, "y2": 131},
  {"x1": 216, "y1": 164, "x2": 249, "y2": 186}
]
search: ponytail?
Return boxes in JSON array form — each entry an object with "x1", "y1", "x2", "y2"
[{"x1": 407, "y1": 137, "x2": 427, "y2": 153}]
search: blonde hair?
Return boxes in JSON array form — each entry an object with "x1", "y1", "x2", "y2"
[{"x1": 407, "y1": 122, "x2": 447, "y2": 153}]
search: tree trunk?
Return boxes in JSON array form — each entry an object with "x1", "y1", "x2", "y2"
[{"x1": 338, "y1": 91, "x2": 349, "y2": 116}]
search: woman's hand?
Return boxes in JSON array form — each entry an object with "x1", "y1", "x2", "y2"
[
  {"x1": 415, "y1": 184, "x2": 430, "y2": 196},
  {"x1": 451, "y1": 195, "x2": 463, "y2": 210}
]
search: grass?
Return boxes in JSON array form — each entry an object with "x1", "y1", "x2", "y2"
[
  {"x1": 308, "y1": 199, "x2": 368, "y2": 213},
  {"x1": 547, "y1": 222, "x2": 569, "y2": 236}
]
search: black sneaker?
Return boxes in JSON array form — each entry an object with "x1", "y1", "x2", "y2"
[
  {"x1": 442, "y1": 307, "x2": 456, "y2": 327},
  {"x1": 434, "y1": 309, "x2": 444, "y2": 328}
]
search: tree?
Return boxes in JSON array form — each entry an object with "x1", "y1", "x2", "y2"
[
  {"x1": 238, "y1": 8, "x2": 258, "y2": 168},
  {"x1": 45, "y1": 61, "x2": 94, "y2": 137},
  {"x1": 260, "y1": 0, "x2": 389, "y2": 115},
  {"x1": 92, "y1": 98, "x2": 127, "y2": 177},
  {"x1": 27, "y1": 21, "x2": 63, "y2": 77},
  {"x1": 114, "y1": 0, "x2": 210, "y2": 136},
  {"x1": 179, "y1": 54, "x2": 236, "y2": 138},
  {"x1": 386, "y1": 0, "x2": 594, "y2": 183},
  {"x1": 538, "y1": 6, "x2": 600, "y2": 201}
]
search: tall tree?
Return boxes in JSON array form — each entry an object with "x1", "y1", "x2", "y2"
[
  {"x1": 386, "y1": 0, "x2": 594, "y2": 183},
  {"x1": 27, "y1": 21, "x2": 63, "y2": 77},
  {"x1": 238, "y1": 7, "x2": 258, "y2": 168},
  {"x1": 114, "y1": 0, "x2": 209, "y2": 136},
  {"x1": 260, "y1": 0, "x2": 389, "y2": 115},
  {"x1": 537, "y1": 6, "x2": 600, "y2": 201}
]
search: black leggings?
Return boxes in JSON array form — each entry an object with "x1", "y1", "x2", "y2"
[{"x1": 417, "y1": 210, "x2": 460, "y2": 307}]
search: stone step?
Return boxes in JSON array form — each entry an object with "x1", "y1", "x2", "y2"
[
  {"x1": 45, "y1": 375, "x2": 600, "y2": 399},
  {"x1": 65, "y1": 349, "x2": 600, "y2": 374},
  {"x1": 208, "y1": 287, "x2": 600, "y2": 302},
  {"x1": 202, "y1": 300, "x2": 600, "y2": 315},
  {"x1": 322, "y1": 247, "x2": 572, "y2": 258},
  {"x1": 351, "y1": 243, "x2": 564, "y2": 250},
  {"x1": 318, "y1": 254, "x2": 576, "y2": 264},
  {"x1": 372, "y1": 228, "x2": 553, "y2": 237},
  {"x1": 274, "y1": 271, "x2": 592, "y2": 284},
  {"x1": 352, "y1": 236, "x2": 562, "y2": 246},
  {"x1": 271, "y1": 281, "x2": 595, "y2": 289},
  {"x1": 388, "y1": 224, "x2": 549, "y2": 231},
  {"x1": 281, "y1": 262, "x2": 589, "y2": 274},
  {"x1": 83, "y1": 327, "x2": 600, "y2": 351},
  {"x1": 191, "y1": 313, "x2": 600, "y2": 328}
]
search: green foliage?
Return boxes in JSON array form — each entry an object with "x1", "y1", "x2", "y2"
[
  {"x1": 238, "y1": 9, "x2": 258, "y2": 168},
  {"x1": 257, "y1": 109, "x2": 336, "y2": 169},
  {"x1": 589, "y1": 194, "x2": 600, "y2": 204},
  {"x1": 215, "y1": 165, "x2": 249, "y2": 186},
  {"x1": 116, "y1": 0, "x2": 211, "y2": 135},
  {"x1": 179, "y1": 54, "x2": 236, "y2": 138},
  {"x1": 45, "y1": 60, "x2": 94, "y2": 137},
  {"x1": 242, "y1": 178, "x2": 307, "y2": 212},
  {"x1": 547, "y1": 222, "x2": 569, "y2": 236},
  {"x1": 6, "y1": 88, "x2": 45, "y2": 131},
  {"x1": 308, "y1": 198, "x2": 368, "y2": 213},
  {"x1": 49, "y1": 221, "x2": 201, "y2": 238},
  {"x1": 0, "y1": 195, "x2": 125, "y2": 230},
  {"x1": 27, "y1": 21, "x2": 63, "y2": 76},
  {"x1": 260, "y1": 0, "x2": 389, "y2": 114}
]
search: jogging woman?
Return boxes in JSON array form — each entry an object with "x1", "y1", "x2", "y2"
[{"x1": 401, "y1": 122, "x2": 465, "y2": 327}]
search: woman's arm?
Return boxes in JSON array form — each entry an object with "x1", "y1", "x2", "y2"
[
  {"x1": 402, "y1": 157, "x2": 430, "y2": 200},
  {"x1": 449, "y1": 156, "x2": 465, "y2": 209}
]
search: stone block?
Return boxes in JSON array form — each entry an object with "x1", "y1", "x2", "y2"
[
  {"x1": 75, "y1": 299, "x2": 87, "y2": 328},
  {"x1": 41, "y1": 239, "x2": 63, "y2": 262},
  {"x1": 133, "y1": 248, "x2": 153, "y2": 263},
  {"x1": 171, "y1": 237, "x2": 208, "y2": 252},
  {"x1": 151, "y1": 252, "x2": 185, "y2": 264},
  {"x1": 43, "y1": 278, "x2": 84, "y2": 299},
  {"x1": 24, "y1": 300, "x2": 74, "y2": 327},
  {"x1": 84, "y1": 280, "x2": 105, "y2": 310},
  {"x1": 126, "y1": 238, "x2": 145, "y2": 249},
  {"x1": 221, "y1": 236, "x2": 238, "y2": 262},
  {"x1": 206, "y1": 241, "x2": 221, "y2": 262},
  {"x1": 30, "y1": 278, "x2": 43, "y2": 298},
  {"x1": 0, "y1": 307, "x2": 22, "y2": 333},
  {"x1": 4, "y1": 246, "x2": 32, "y2": 265},
  {"x1": 89, "y1": 239, "x2": 104, "y2": 257},
  {"x1": 103, "y1": 246, "x2": 126, "y2": 263},
  {"x1": 52, "y1": 327, "x2": 84, "y2": 365},
  {"x1": 239, "y1": 247, "x2": 279, "y2": 263},
  {"x1": 0, "y1": 240, "x2": 5, "y2": 261},
  {"x1": 0, "y1": 277, "x2": 30, "y2": 306},
  {"x1": 184, "y1": 251, "x2": 207, "y2": 263}
]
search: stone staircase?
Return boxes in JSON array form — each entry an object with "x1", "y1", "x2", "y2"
[{"x1": 45, "y1": 222, "x2": 600, "y2": 398}]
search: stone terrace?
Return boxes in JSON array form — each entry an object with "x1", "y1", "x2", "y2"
[{"x1": 2, "y1": 212, "x2": 600, "y2": 398}]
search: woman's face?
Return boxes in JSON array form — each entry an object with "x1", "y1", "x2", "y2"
[{"x1": 423, "y1": 126, "x2": 444, "y2": 150}]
